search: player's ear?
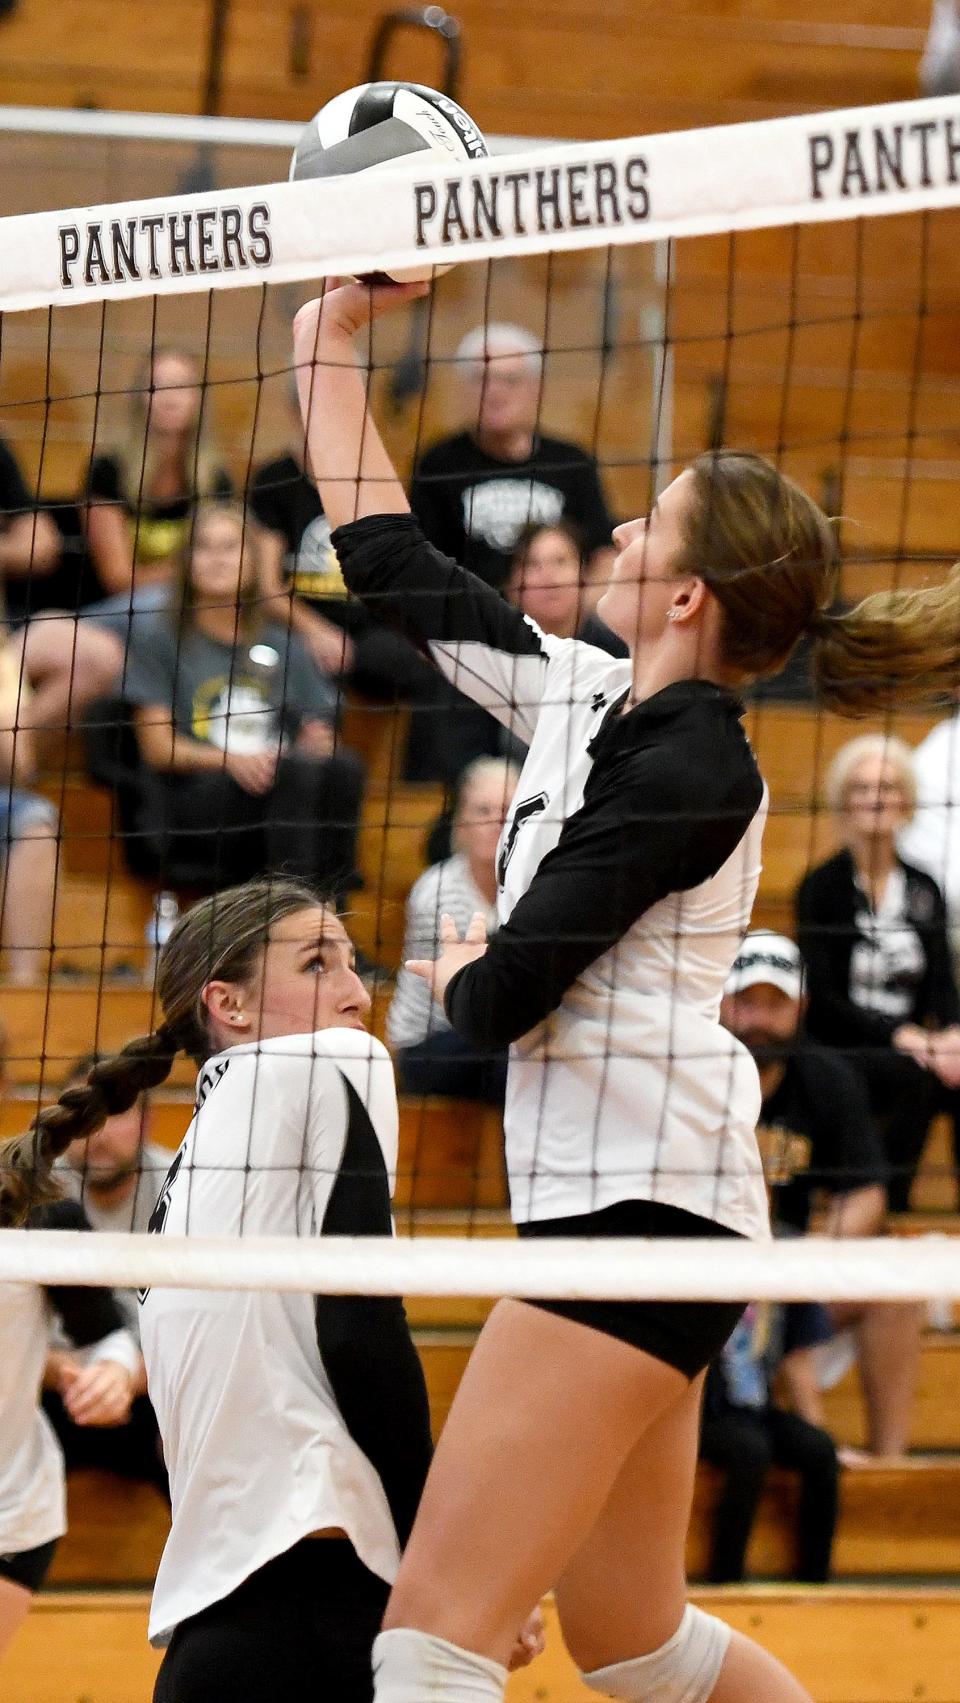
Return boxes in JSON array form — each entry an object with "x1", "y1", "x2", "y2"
[
  {"x1": 669, "y1": 576, "x2": 708, "y2": 622},
  {"x1": 202, "y1": 980, "x2": 251, "y2": 1033}
]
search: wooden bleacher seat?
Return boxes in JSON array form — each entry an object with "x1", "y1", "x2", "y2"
[
  {"x1": 47, "y1": 1469, "x2": 169, "y2": 1589},
  {"x1": 11, "y1": 1582, "x2": 960, "y2": 1703}
]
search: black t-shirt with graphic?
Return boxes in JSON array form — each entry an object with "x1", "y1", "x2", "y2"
[
  {"x1": 759, "y1": 1041, "x2": 887, "y2": 1233},
  {"x1": 86, "y1": 454, "x2": 233, "y2": 570},
  {"x1": 410, "y1": 431, "x2": 615, "y2": 590}
]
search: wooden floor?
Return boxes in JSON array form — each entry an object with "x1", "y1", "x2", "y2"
[{"x1": 9, "y1": 1587, "x2": 960, "y2": 1703}]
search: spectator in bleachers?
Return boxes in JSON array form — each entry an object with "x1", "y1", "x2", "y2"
[
  {"x1": 83, "y1": 347, "x2": 232, "y2": 645},
  {"x1": 506, "y1": 520, "x2": 627, "y2": 657},
  {"x1": 721, "y1": 931, "x2": 922, "y2": 1458},
  {"x1": 0, "y1": 1024, "x2": 138, "y2": 1661},
  {"x1": 45, "y1": 1051, "x2": 169, "y2": 1494},
  {"x1": 408, "y1": 324, "x2": 617, "y2": 779},
  {"x1": 121, "y1": 500, "x2": 364, "y2": 899},
  {"x1": 0, "y1": 1203, "x2": 138, "y2": 1664},
  {"x1": 248, "y1": 378, "x2": 437, "y2": 702},
  {"x1": 796, "y1": 734, "x2": 960, "y2": 1211},
  {"x1": 0, "y1": 628, "x2": 59, "y2": 985},
  {"x1": 411, "y1": 323, "x2": 615, "y2": 592},
  {"x1": 1, "y1": 430, "x2": 121, "y2": 735},
  {"x1": 699, "y1": 1300, "x2": 839, "y2": 1582},
  {"x1": 388, "y1": 757, "x2": 519, "y2": 1102},
  {"x1": 899, "y1": 697, "x2": 960, "y2": 970}
]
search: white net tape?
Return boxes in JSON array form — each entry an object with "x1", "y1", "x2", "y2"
[
  {"x1": 2, "y1": 93, "x2": 960, "y2": 312},
  {"x1": 0, "y1": 1231, "x2": 958, "y2": 1300}
]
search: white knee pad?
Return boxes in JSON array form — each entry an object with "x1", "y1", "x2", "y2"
[
  {"x1": 581, "y1": 1605, "x2": 731, "y2": 1703},
  {"x1": 373, "y1": 1628, "x2": 507, "y2": 1703}
]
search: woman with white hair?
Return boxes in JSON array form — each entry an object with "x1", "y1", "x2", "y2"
[{"x1": 796, "y1": 733, "x2": 960, "y2": 1209}]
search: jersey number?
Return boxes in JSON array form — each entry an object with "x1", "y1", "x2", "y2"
[{"x1": 497, "y1": 792, "x2": 549, "y2": 887}]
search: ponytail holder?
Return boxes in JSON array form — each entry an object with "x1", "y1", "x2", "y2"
[{"x1": 154, "y1": 1020, "x2": 183, "y2": 1055}]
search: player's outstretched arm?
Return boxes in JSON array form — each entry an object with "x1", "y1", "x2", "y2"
[{"x1": 292, "y1": 281, "x2": 426, "y2": 528}]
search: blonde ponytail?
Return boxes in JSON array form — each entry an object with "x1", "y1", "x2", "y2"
[{"x1": 811, "y1": 566, "x2": 960, "y2": 716}]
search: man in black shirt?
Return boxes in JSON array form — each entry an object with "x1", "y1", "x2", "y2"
[
  {"x1": 721, "y1": 932, "x2": 923, "y2": 1458},
  {"x1": 410, "y1": 321, "x2": 615, "y2": 593}
]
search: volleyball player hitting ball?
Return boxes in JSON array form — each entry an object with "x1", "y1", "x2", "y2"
[
  {"x1": 0, "y1": 879, "x2": 541, "y2": 1702},
  {"x1": 293, "y1": 278, "x2": 960, "y2": 1703}
]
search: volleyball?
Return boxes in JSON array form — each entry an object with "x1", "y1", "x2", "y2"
[{"x1": 290, "y1": 81, "x2": 488, "y2": 282}]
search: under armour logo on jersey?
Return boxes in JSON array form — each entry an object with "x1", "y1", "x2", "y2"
[
  {"x1": 590, "y1": 691, "x2": 607, "y2": 713},
  {"x1": 497, "y1": 792, "x2": 549, "y2": 886}
]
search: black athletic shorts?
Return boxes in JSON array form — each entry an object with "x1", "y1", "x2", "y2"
[
  {"x1": 518, "y1": 1199, "x2": 746, "y2": 1379},
  {"x1": 0, "y1": 1537, "x2": 58, "y2": 1592},
  {"x1": 153, "y1": 1538, "x2": 389, "y2": 1703}
]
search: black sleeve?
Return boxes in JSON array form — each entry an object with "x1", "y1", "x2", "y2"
[
  {"x1": 34, "y1": 1198, "x2": 128, "y2": 1348},
  {"x1": 445, "y1": 724, "x2": 764, "y2": 1048},
  {"x1": 566, "y1": 453, "x2": 615, "y2": 555},
  {"x1": 332, "y1": 512, "x2": 553, "y2": 732},
  {"x1": 332, "y1": 512, "x2": 541, "y2": 657},
  {"x1": 795, "y1": 861, "x2": 900, "y2": 1047},
  {"x1": 0, "y1": 436, "x2": 32, "y2": 516},
  {"x1": 85, "y1": 453, "x2": 123, "y2": 503},
  {"x1": 911, "y1": 870, "x2": 960, "y2": 1027}
]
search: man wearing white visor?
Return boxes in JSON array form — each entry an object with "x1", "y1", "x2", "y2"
[{"x1": 722, "y1": 932, "x2": 921, "y2": 1460}]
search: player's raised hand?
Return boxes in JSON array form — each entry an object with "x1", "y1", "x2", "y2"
[{"x1": 406, "y1": 911, "x2": 488, "y2": 1003}]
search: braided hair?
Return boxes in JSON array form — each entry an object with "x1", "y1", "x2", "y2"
[{"x1": 0, "y1": 877, "x2": 321, "y2": 1227}]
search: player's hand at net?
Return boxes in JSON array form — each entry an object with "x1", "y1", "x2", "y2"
[
  {"x1": 59, "y1": 1358, "x2": 135, "y2": 1428},
  {"x1": 293, "y1": 277, "x2": 429, "y2": 359},
  {"x1": 406, "y1": 911, "x2": 488, "y2": 1003},
  {"x1": 507, "y1": 1605, "x2": 547, "y2": 1671}
]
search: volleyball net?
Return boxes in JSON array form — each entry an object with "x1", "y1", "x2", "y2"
[{"x1": 0, "y1": 93, "x2": 959, "y2": 1300}]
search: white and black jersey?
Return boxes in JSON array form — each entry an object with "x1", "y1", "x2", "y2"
[
  {"x1": 334, "y1": 515, "x2": 770, "y2": 1237},
  {"x1": 139, "y1": 1029, "x2": 432, "y2": 1648},
  {"x1": 0, "y1": 1200, "x2": 136, "y2": 1559}
]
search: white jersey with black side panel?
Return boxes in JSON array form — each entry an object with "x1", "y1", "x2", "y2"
[
  {"x1": 334, "y1": 515, "x2": 770, "y2": 1239},
  {"x1": 139, "y1": 1029, "x2": 432, "y2": 1647}
]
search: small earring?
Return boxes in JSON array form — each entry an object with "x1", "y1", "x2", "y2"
[{"x1": 667, "y1": 608, "x2": 679, "y2": 622}]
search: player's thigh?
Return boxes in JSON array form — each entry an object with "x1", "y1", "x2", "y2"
[
  {"x1": 385, "y1": 1298, "x2": 687, "y2": 1662},
  {"x1": 554, "y1": 1371, "x2": 705, "y2": 1672},
  {"x1": 0, "y1": 1573, "x2": 33, "y2": 1660}
]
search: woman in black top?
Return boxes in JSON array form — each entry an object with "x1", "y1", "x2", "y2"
[
  {"x1": 84, "y1": 346, "x2": 232, "y2": 621},
  {"x1": 796, "y1": 732, "x2": 960, "y2": 1208}
]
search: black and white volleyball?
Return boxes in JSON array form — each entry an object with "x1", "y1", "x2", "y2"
[{"x1": 290, "y1": 81, "x2": 488, "y2": 280}]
